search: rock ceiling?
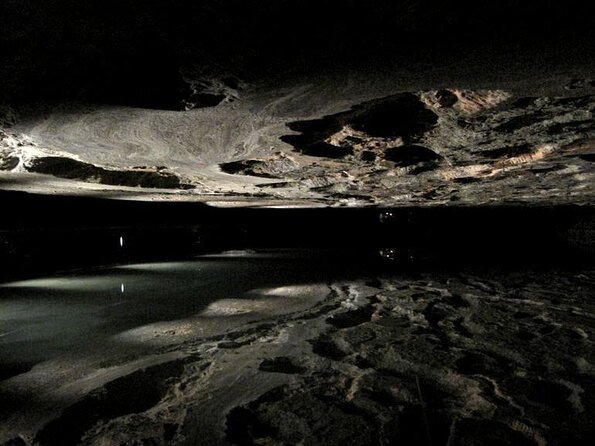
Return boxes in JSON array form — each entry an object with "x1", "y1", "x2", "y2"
[
  {"x1": 1, "y1": 80, "x2": 594, "y2": 207},
  {"x1": 0, "y1": 0, "x2": 594, "y2": 207}
]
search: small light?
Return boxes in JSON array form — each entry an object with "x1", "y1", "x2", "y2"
[
  {"x1": 119, "y1": 236, "x2": 124, "y2": 248},
  {"x1": 121, "y1": 283, "x2": 125, "y2": 293},
  {"x1": 379, "y1": 211, "x2": 396, "y2": 224},
  {"x1": 379, "y1": 248, "x2": 398, "y2": 260}
]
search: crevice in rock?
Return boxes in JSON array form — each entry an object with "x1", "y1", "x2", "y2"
[
  {"x1": 493, "y1": 112, "x2": 546, "y2": 132},
  {"x1": 310, "y1": 337, "x2": 349, "y2": 360}
]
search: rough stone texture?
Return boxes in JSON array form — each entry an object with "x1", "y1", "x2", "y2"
[
  {"x1": 0, "y1": 0, "x2": 594, "y2": 206},
  {"x1": 220, "y1": 272, "x2": 595, "y2": 446},
  {"x1": 2, "y1": 269, "x2": 593, "y2": 445},
  {"x1": 0, "y1": 128, "x2": 195, "y2": 190},
  {"x1": 270, "y1": 88, "x2": 595, "y2": 205},
  {"x1": 1, "y1": 0, "x2": 594, "y2": 206},
  {"x1": 2, "y1": 82, "x2": 595, "y2": 206}
]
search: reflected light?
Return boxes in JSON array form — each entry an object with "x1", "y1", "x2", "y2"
[
  {"x1": 116, "y1": 261, "x2": 206, "y2": 271},
  {"x1": 1, "y1": 276, "x2": 128, "y2": 291},
  {"x1": 203, "y1": 250, "x2": 257, "y2": 258},
  {"x1": 201, "y1": 299, "x2": 263, "y2": 316},
  {"x1": 254, "y1": 284, "x2": 325, "y2": 297}
]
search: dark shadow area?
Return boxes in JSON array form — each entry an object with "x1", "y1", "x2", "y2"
[
  {"x1": 348, "y1": 94, "x2": 438, "y2": 140},
  {"x1": 1, "y1": 1, "x2": 594, "y2": 109},
  {"x1": 26, "y1": 157, "x2": 194, "y2": 189},
  {"x1": 281, "y1": 93, "x2": 440, "y2": 158},
  {"x1": 0, "y1": 190, "x2": 593, "y2": 283},
  {"x1": 34, "y1": 359, "x2": 187, "y2": 446},
  {"x1": 282, "y1": 118, "x2": 347, "y2": 158},
  {"x1": 384, "y1": 145, "x2": 443, "y2": 167},
  {"x1": 220, "y1": 160, "x2": 279, "y2": 179}
]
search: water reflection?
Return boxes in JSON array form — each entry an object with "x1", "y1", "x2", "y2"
[
  {"x1": 0, "y1": 251, "x2": 350, "y2": 381},
  {"x1": 378, "y1": 211, "x2": 396, "y2": 224},
  {"x1": 2, "y1": 276, "x2": 131, "y2": 291}
]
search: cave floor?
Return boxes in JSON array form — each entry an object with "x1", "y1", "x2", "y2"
[{"x1": 0, "y1": 251, "x2": 593, "y2": 446}]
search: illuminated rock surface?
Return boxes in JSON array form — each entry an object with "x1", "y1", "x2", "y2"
[
  {"x1": 0, "y1": 1, "x2": 594, "y2": 206},
  {"x1": 2, "y1": 83, "x2": 594, "y2": 206}
]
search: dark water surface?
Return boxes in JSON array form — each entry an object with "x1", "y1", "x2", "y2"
[
  {"x1": 0, "y1": 250, "x2": 367, "y2": 382},
  {"x1": 1, "y1": 191, "x2": 593, "y2": 389}
]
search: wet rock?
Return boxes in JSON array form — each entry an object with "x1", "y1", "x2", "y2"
[
  {"x1": 274, "y1": 91, "x2": 595, "y2": 205},
  {"x1": 282, "y1": 93, "x2": 438, "y2": 159},
  {"x1": 1, "y1": 269, "x2": 593, "y2": 445}
]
